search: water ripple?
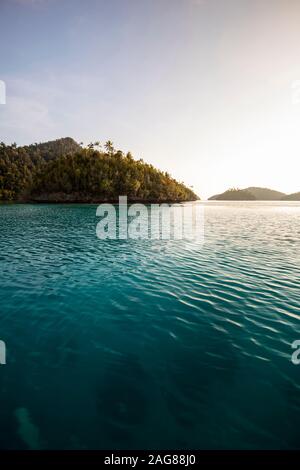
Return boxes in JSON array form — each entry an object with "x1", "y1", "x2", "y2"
[{"x1": 0, "y1": 201, "x2": 300, "y2": 449}]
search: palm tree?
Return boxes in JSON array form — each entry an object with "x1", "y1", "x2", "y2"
[{"x1": 105, "y1": 140, "x2": 114, "y2": 155}]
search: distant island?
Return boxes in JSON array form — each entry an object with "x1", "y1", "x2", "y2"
[
  {"x1": 0, "y1": 138, "x2": 198, "y2": 203},
  {"x1": 281, "y1": 192, "x2": 300, "y2": 201},
  {"x1": 209, "y1": 187, "x2": 300, "y2": 201}
]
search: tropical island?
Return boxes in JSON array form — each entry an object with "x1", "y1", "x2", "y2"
[
  {"x1": 282, "y1": 192, "x2": 300, "y2": 201},
  {"x1": 209, "y1": 187, "x2": 300, "y2": 201},
  {"x1": 0, "y1": 138, "x2": 198, "y2": 203}
]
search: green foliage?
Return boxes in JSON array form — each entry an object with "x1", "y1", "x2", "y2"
[
  {"x1": 0, "y1": 138, "x2": 80, "y2": 200},
  {"x1": 23, "y1": 137, "x2": 81, "y2": 163},
  {"x1": 0, "y1": 138, "x2": 198, "y2": 202},
  {"x1": 0, "y1": 142, "x2": 35, "y2": 200}
]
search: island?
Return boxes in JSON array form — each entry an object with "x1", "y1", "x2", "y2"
[
  {"x1": 208, "y1": 189, "x2": 256, "y2": 201},
  {"x1": 209, "y1": 187, "x2": 299, "y2": 201},
  {"x1": 0, "y1": 138, "x2": 199, "y2": 203},
  {"x1": 282, "y1": 192, "x2": 300, "y2": 201}
]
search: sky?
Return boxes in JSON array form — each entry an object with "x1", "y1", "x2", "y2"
[{"x1": 0, "y1": 0, "x2": 300, "y2": 199}]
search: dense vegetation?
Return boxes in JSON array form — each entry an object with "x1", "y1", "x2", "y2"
[
  {"x1": 0, "y1": 138, "x2": 198, "y2": 202},
  {"x1": 209, "y1": 187, "x2": 299, "y2": 201}
]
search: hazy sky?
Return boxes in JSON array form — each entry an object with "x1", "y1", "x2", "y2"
[{"x1": 1, "y1": 0, "x2": 300, "y2": 199}]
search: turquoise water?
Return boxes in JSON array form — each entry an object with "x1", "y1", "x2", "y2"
[{"x1": 0, "y1": 201, "x2": 300, "y2": 449}]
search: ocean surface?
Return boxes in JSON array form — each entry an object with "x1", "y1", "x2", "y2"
[{"x1": 0, "y1": 201, "x2": 300, "y2": 450}]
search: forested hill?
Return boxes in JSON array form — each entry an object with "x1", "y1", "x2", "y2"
[
  {"x1": 23, "y1": 137, "x2": 81, "y2": 163},
  {"x1": 282, "y1": 192, "x2": 300, "y2": 201},
  {"x1": 209, "y1": 187, "x2": 287, "y2": 201},
  {"x1": 0, "y1": 138, "x2": 198, "y2": 202},
  {"x1": 208, "y1": 189, "x2": 256, "y2": 201}
]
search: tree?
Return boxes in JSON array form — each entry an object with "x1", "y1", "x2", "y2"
[
  {"x1": 105, "y1": 140, "x2": 114, "y2": 155},
  {"x1": 0, "y1": 137, "x2": 199, "y2": 202}
]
